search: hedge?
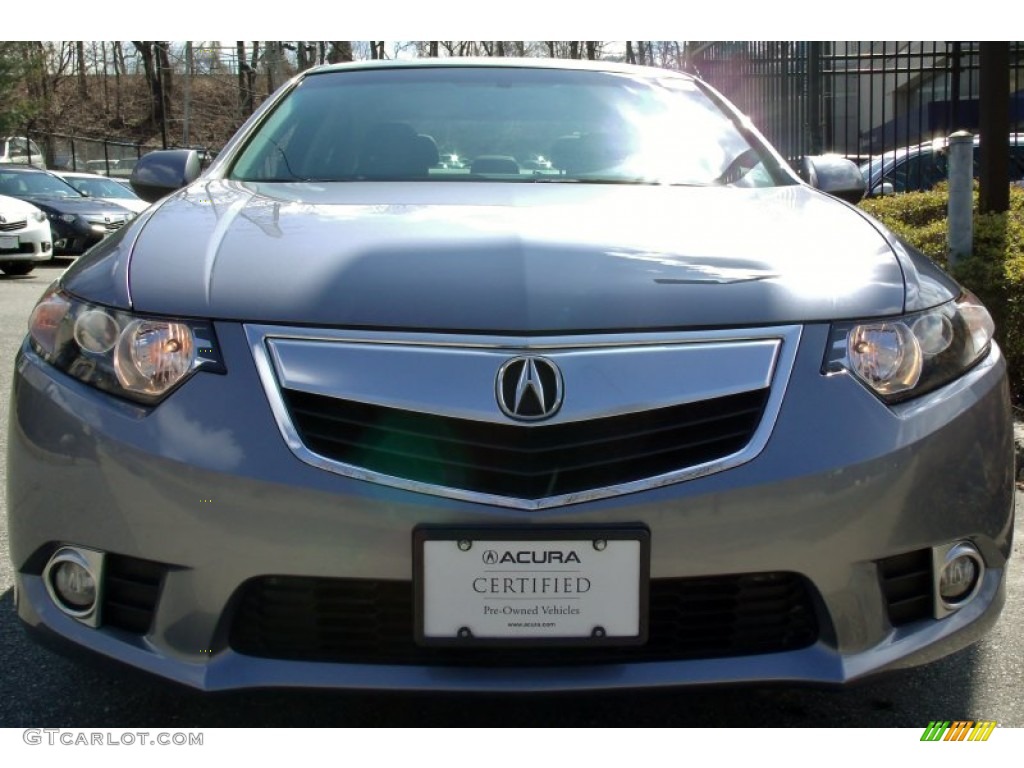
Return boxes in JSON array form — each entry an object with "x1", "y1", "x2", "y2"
[{"x1": 859, "y1": 185, "x2": 1024, "y2": 403}]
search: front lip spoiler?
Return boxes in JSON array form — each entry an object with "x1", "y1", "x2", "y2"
[{"x1": 15, "y1": 568, "x2": 1005, "y2": 693}]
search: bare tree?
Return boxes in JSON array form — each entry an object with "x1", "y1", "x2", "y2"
[
  {"x1": 132, "y1": 41, "x2": 173, "y2": 129},
  {"x1": 327, "y1": 42, "x2": 353, "y2": 64}
]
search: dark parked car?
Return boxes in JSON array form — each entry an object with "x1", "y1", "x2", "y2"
[
  {"x1": 861, "y1": 133, "x2": 1024, "y2": 196},
  {"x1": 0, "y1": 166, "x2": 136, "y2": 256},
  {"x1": 7, "y1": 59, "x2": 1013, "y2": 693}
]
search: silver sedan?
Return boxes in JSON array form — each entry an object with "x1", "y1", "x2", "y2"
[{"x1": 6, "y1": 59, "x2": 1014, "y2": 692}]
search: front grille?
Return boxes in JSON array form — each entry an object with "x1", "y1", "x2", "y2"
[
  {"x1": 0, "y1": 218, "x2": 27, "y2": 232},
  {"x1": 282, "y1": 388, "x2": 769, "y2": 499},
  {"x1": 230, "y1": 572, "x2": 819, "y2": 666},
  {"x1": 878, "y1": 549, "x2": 934, "y2": 626},
  {"x1": 101, "y1": 555, "x2": 167, "y2": 634}
]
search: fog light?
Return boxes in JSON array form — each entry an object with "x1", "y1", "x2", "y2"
[
  {"x1": 53, "y1": 561, "x2": 96, "y2": 608},
  {"x1": 935, "y1": 542, "x2": 984, "y2": 613},
  {"x1": 43, "y1": 547, "x2": 105, "y2": 626}
]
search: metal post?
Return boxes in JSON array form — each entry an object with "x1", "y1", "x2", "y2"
[
  {"x1": 808, "y1": 41, "x2": 823, "y2": 154},
  {"x1": 979, "y1": 42, "x2": 1010, "y2": 214},
  {"x1": 947, "y1": 131, "x2": 974, "y2": 266},
  {"x1": 951, "y1": 42, "x2": 962, "y2": 130}
]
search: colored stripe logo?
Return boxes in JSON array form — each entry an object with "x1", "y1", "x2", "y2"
[{"x1": 921, "y1": 721, "x2": 997, "y2": 741}]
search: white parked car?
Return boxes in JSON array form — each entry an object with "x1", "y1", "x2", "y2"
[
  {"x1": 0, "y1": 136, "x2": 46, "y2": 169},
  {"x1": 56, "y1": 171, "x2": 151, "y2": 214},
  {"x1": 0, "y1": 193, "x2": 52, "y2": 275}
]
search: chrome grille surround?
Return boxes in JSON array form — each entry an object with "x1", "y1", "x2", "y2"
[{"x1": 245, "y1": 325, "x2": 801, "y2": 510}]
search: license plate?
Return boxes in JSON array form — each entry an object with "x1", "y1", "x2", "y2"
[
  {"x1": 0, "y1": 235, "x2": 18, "y2": 250},
  {"x1": 414, "y1": 527, "x2": 649, "y2": 646}
]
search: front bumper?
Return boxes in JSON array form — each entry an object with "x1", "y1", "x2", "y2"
[
  {"x1": 0, "y1": 220, "x2": 51, "y2": 262},
  {"x1": 6, "y1": 322, "x2": 1015, "y2": 691}
]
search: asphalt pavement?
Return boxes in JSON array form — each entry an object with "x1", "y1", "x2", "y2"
[{"x1": 1, "y1": 262, "x2": 1021, "y2": 727}]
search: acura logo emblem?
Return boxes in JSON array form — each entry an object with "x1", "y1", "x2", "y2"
[
  {"x1": 482, "y1": 550, "x2": 498, "y2": 564},
  {"x1": 496, "y1": 356, "x2": 563, "y2": 421}
]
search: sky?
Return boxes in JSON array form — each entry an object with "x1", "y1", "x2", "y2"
[{"x1": 2, "y1": 1, "x2": 1010, "y2": 47}]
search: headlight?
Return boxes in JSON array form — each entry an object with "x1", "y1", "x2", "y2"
[
  {"x1": 27, "y1": 286, "x2": 225, "y2": 404},
  {"x1": 825, "y1": 291, "x2": 994, "y2": 403},
  {"x1": 55, "y1": 213, "x2": 76, "y2": 223},
  {"x1": 32, "y1": 210, "x2": 47, "y2": 222}
]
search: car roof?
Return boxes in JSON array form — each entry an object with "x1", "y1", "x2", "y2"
[{"x1": 304, "y1": 57, "x2": 696, "y2": 80}]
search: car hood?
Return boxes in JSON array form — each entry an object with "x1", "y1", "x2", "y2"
[
  {"x1": 0, "y1": 194, "x2": 43, "y2": 218},
  {"x1": 65, "y1": 180, "x2": 953, "y2": 332},
  {"x1": 23, "y1": 195, "x2": 132, "y2": 216}
]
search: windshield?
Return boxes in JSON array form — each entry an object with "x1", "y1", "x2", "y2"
[
  {"x1": 230, "y1": 67, "x2": 784, "y2": 187},
  {"x1": 0, "y1": 170, "x2": 82, "y2": 198},
  {"x1": 64, "y1": 176, "x2": 139, "y2": 199}
]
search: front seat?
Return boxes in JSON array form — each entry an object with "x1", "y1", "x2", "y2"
[{"x1": 357, "y1": 122, "x2": 438, "y2": 179}]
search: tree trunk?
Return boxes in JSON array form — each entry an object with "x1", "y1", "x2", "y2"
[
  {"x1": 113, "y1": 41, "x2": 122, "y2": 124},
  {"x1": 266, "y1": 41, "x2": 278, "y2": 95},
  {"x1": 546, "y1": 41, "x2": 556, "y2": 58},
  {"x1": 100, "y1": 41, "x2": 109, "y2": 115},
  {"x1": 76, "y1": 41, "x2": 87, "y2": 99},
  {"x1": 585, "y1": 42, "x2": 597, "y2": 60},
  {"x1": 237, "y1": 41, "x2": 247, "y2": 116},
  {"x1": 626, "y1": 41, "x2": 635, "y2": 64},
  {"x1": 569, "y1": 41, "x2": 580, "y2": 59},
  {"x1": 429, "y1": 41, "x2": 438, "y2": 57},
  {"x1": 496, "y1": 41, "x2": 505, "y2": 57}
]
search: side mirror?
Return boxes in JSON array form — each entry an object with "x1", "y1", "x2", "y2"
[
  {"x1": 871, "y1": 182, "x2": 895, "y2": 197},
  {"x1": 130, "y1": 149, "x2": 201, "y2": 203},
  {"x1": 801, "y1": 154, "x2": 867, "y2": 204}
]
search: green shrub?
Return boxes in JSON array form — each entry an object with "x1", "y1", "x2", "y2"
[{"x1": 859, "y1": 186, "x2": 1024, "y2": 403}]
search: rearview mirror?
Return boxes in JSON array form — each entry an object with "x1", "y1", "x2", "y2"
[
  {"x1": 800, "y1": 154, "x2": 866, "y2": 204},
  {"x1": 130, "y1": 150, "x2": 201, "y2": 203}
]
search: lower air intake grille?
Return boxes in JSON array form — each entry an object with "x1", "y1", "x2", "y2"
[
  {"x1": 281, "y1": 388, "x2": 769, "y2": 500},
  {"x1": 229, "y1": 572, "x2": 819, "y2": 666},
  {"x1": 101, "y1": 555, "x2": 167, "y2": 634},
  {"x1": 878, "y1": 549, "x2": 934, "y2": 626}
]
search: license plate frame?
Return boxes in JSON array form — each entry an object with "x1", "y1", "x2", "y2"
[{"x1": 414, "y1": 526, "x2": 650, "y2": 647}]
